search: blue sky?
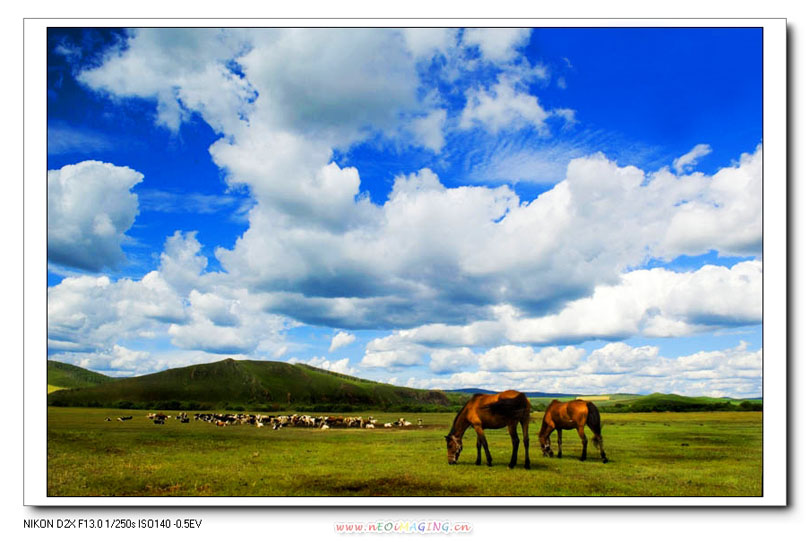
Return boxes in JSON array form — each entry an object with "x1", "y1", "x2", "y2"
[{"x1": 46, "y1": 27, "x2": 763, "y2": 397}]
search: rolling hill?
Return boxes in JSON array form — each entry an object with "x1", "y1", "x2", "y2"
[
  {"x1": 46, "y1": 359, "x2": 761, "y2": 413},
  {"x1": 47, "y1": 358, "x2": 454, "y2": 411},
  {"x1": 47, "y1": 360, "x2": 114, "y2": 392},
  {"x1": 446, "y1": 388, "x2": 578, "y2": 398},
  {"x1": 600, "y1": 393, "x2": 762, "y2": 412},
  {"x1": 517, "y1": 392, "x2": 760, "y2": 413}
]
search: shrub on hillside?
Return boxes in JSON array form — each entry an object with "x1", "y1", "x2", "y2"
[{"x1": 738, "y1": 401, "x2": 763, "y2": 411}]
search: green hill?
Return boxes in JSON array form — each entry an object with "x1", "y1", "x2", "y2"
[
  {"x1": 47, "y1": 360, "x2": 114, "y2": 391},
  {"x1": 601, "y1": 393, "x2": 762, "y2": 413},
  {"x1": 47, "y1": 358, "x2": 453, "y2": 412},
  {"x1": 528, "y1": 393, "x2": 761, "y2": 413},
  {"x1": 46, "y1": 359, "x2": 760, "y2": 413}
]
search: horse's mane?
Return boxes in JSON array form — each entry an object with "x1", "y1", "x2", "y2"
[{"x1": 448, "y1": 396, "x2": 474, "y2": 436}]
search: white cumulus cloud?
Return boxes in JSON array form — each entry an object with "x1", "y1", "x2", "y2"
[
  {"x1": 208, "y1": 144, "x2": 761, "y2": 331},
  {"x1": 48, "y1": 160, "x2": 142, "y2": 271},
  {"x1": 48, "y1": 230, "x2": 291, "y2": 371},
  {"x1": 59, "y1": 28, "x2": 763, "y2": 391},
  {"x1": 78, "y1": 28, "x2": 256, "y2": 134},
  {"x1": 479, "y1": 345, "x2": 585, "y2": 372},
  {"x1": 461, "y1": 28, "x2": 531, "y2": 62},
  {"x1": 402, "y1": 28, "x2": 458, "y2": 60},
  {"x1": 413, "y1": 341, "x2": 761, "y2": 398},
  {"x1": 329, "y1": 331, "x2": 356, "y2": 353},
  {"x1": 291, "y1": 356, "x2": 356, "y2": 376},
  {"x1": 661, "y1": 145, "x2": 762, "y2": 257},
  {"x1": 460, "y1": 74, "x2": 552, "y2": 134},
  {"x1": 366, "y1": 260, "x2": 761, "y2": 351}
]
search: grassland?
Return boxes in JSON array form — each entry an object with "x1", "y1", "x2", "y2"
[{"x1": 47, "y1": 407, "x2": 761, "y2": 497}]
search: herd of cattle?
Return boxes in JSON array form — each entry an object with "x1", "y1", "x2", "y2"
[{"x1": 106, "y1": 412, "x2": 422, "y2": 430}]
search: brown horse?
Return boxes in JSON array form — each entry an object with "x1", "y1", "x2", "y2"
[
  {"x1": 538, "y1": 399, "x2": 607, "y2": 463},
  {"x1": 445, "y1": 390, "x2": 532, "y2": 469}
]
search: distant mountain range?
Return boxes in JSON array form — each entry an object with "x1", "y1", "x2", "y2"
[
  {"x1": 46, "y1": 359, "x2": 762, "y2": 413},
  {"x1": 446, "y1": 388, "x2": 590, "y2": 398}
]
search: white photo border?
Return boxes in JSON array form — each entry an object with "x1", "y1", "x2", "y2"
[{"x1": 24, "y1": 17, "x2": 787, "y2": 507}]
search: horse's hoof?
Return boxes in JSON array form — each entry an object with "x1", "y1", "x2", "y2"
[
  {"x1": 579, "y1": 457, "x2": 586, "y2": 462},
  {"x1": 524, "y1": 464, "x2": 531, "y2": 470},
  {"x1": 603, "y1": 458, "x2": 609, "y2": 464},
  {"x1": 475, "y1": 461, "x2": 481, "y2": 466},
  {"x1": 508, "y1": 464, "x2": 515, "y2": 469},
  {"x1": 487, "y1": 463, "x2": 492, "y2": 467}
]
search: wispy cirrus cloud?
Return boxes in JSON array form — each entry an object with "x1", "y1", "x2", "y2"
[
  {"x1": 48, "y1": 123, "x2": 116, "y2": 155},
  {"x1": 138, "y1": 189, "x2": 252, "y2": 218},
  {"x1": 462, "y1": 134, "x2": 587, "y2": 185},
  {"x1": 673, "y1": 143, "x2": 712, "y2": 174}
]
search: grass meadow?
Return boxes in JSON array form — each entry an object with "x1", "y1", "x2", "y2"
[{"x1": 47, "y1": 407, "x2": 761, "y2": 497}]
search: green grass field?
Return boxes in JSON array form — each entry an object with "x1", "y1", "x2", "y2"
[{"x1": 47, "y1": 407, "x2": 762, "y2": 497}]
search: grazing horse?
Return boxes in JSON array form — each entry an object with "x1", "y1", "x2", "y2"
[
  {"x1": 538, "y1": 400, "x2": 607, "y2": 463},
  {"x1": 445, "y1": 390, "x2": 531, "y2": 469}
]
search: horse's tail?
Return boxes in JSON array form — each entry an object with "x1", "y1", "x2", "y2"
[{"x1": 586, "y1": 401, "x2": 602, "y2": 439}]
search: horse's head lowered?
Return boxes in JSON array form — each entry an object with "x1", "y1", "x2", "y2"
[
  {"x1": 538, "y1": 433, "x2": 554, "y2": 457},
  {"x1": 445, "y1": 434, "x2": 463, "y2": 464}
]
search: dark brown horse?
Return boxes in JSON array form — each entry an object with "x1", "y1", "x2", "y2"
[
  {"x1": 445, "y1": 390, "x2": 531, "y2": 469},
  {"x1": 538, "y1": 399, "x2": 607, "y2": 463}
]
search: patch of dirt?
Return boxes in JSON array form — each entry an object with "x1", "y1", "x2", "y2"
[
  {"x1": 292, "y1": 474, "x2": 474, "y2": 496},
  {"x1": 143, "y1": 482, "x2": 183, "y2": 495}
]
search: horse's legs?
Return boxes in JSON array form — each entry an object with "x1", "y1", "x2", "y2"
[
  {"x1": 473, "y1": 425, "x2": 492, "y2": 466},
  {"x1": 556, "y1": 428, "x2": 563, "y2": 458},
  {"x1": 577, "y1": 425, "x2": 588, "y2": 461},
  {"x1": 593, "y1": 434, "x2": 608, "y2": 463},
  {"x1": 507, "y1": 423, "x2": 519, "y2": 469},
  {"x1": 475, "y1": 438, "x2": 482, "y2": 466},
  {"x1": 520, "y1": 418, "x2": 531, "y2": 469}
]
